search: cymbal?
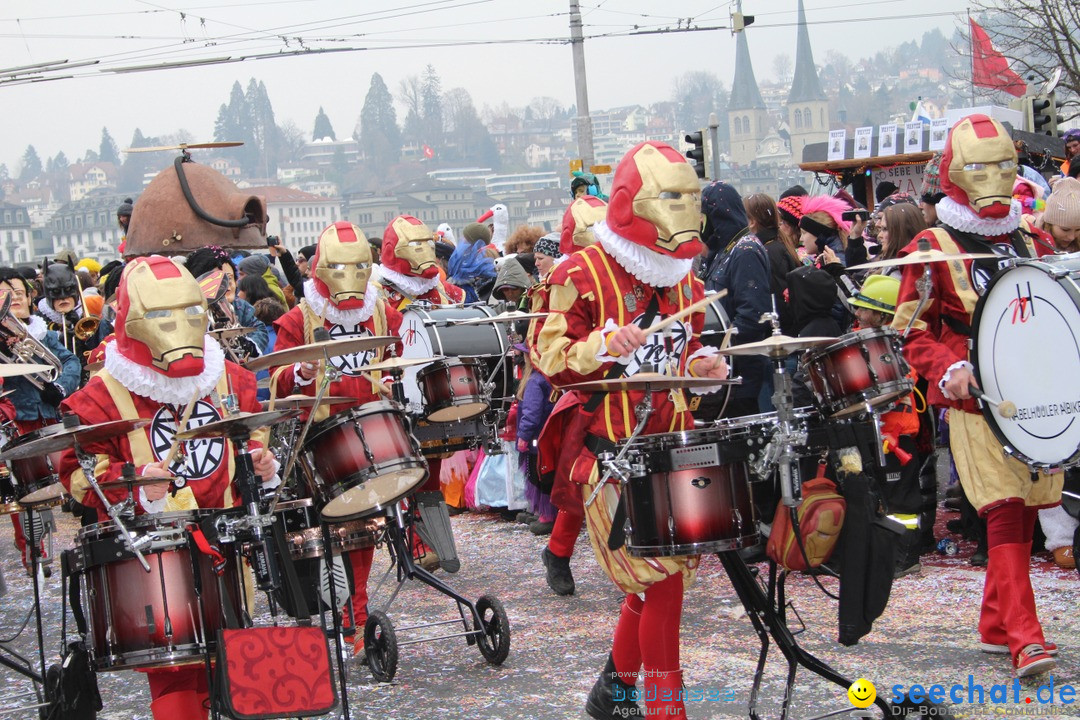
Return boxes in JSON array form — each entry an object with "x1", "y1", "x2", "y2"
[
  {"x1": 360, "y1": 356, "x2": 444, "y2": 373},
  {"x1": 245, "y1": 336, "x2": 399, "y2": 372},
  {"x1": 0, "y1": 363, "x2": 60, "y2": 378},
  {"x1": 449, "y1": 311, "x2": 548, "y2": 325},
  {"x1": 99, "y1": 474, "x2": 176, "y2": 489},
  {"x1": 849, "y1": 250, "x2": 1000, "y2": 271},
  {"x1": 123, "y1": 141, "x2": 244, "y2": 153},
  {"x1": 0, "y1": 389, "x2": 13, "y2": 399},
  {"x1": 260, "y1": 395, "x2": 355, "y2": 411},
  {"x1": 208, "y1": 326, "x2": 255, "y2": 342},
  {"x1": 0, "y1": 419, "x2": 150, "y2": 461},
  {"x1": 717, "y1": 335, "x2": 835, "y2": 358},
  {"x1": 175, "y1": 410, "x2": 298, "y2": 440},
  {"x1": 563, "y1": 373, "x2": 740, "y2": 393}
]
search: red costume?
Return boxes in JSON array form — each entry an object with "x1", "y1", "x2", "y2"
[
  {"x1": 376, "y1": 214, "x2": 464, "y2": 310},
  {"x1": 892, "y1": 115, "x2": 1062, "y2": 677}
]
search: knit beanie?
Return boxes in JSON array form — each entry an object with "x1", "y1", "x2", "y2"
[
  {"x1": 533, "y1": 233, "x2": 561, "y2": 258},
  {"x1": 919, "y1": 153, "x2": 945, "y2": 204},
  {"x1": 463, "y1": 222, "x2": 492, "y2": 245},
  {"x1": 776, "y1": 195, "x2": 805, "y2": 228},
  {"x1": 117, "y1": 197, "x2": 134, "y2": 217},
  {"x1": 1043, "y1": 177, "x2": 1080, "y2": 228},
  {"x1": 298, "y1": 244, "x2": 317, "y2": 261},
  {"x1": 238, "y1": 253, "x2": 270, "y2": 278}
]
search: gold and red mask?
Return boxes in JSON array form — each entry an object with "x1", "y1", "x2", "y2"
[
  {"x1": 311, "y1": 222, "x2": 373, "y2": 309},
  {"x1": 115, "y1": 257, "x2": 208, "y2": 377},
  {"x1": 560, "y1": 196, "x2": 607, "y2": 255},
  {"x1": 605, "y1": 141, "x2": 704, "y2": 259},
  {"x1": 381, "y1": 215, "x2": 440, "y2": 279},
  {"x1": 941, "y1": 115, "x2": 1018, "y2": 219}
]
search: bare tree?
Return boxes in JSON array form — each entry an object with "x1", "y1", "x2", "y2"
[
  {"x1": 967, "y1": 0, "x2": 1079, "y2": 118},
  {"x1": 397, "y1": 75, "x2": 423, "y2": 117},
  {"x1": 528, "y1": 96, "x2": 563, "y2": 130},
  {"x1": 772, "y1": 53, "x2": 792, "y2": 84}
]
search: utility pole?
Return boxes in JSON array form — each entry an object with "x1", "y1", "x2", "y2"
[
  {"x1": 569, "y1": 0, "x2": 595, "y2": 167},
  {"x1": 708, "y1": 112, "x2": 721, "y2": 181}
]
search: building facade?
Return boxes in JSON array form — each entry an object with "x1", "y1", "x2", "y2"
[{"x1": 250, "y1": 186, "x2": 341, "y2": 255}]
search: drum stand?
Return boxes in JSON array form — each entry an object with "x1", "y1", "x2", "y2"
[{"x1": 0, "y1": 504, "x2": 49, "y2": 718}]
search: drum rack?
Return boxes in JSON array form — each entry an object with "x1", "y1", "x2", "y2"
[{"x1": 363, "y1": 502, "x2": 510, "y2": 683}]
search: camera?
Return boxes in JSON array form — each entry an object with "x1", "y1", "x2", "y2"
[
  {"x1": 841, "y1": 210, "x2": 869, "y2": 223},
  {"x1": 266, "y1": 235, "x2": 281, "y2": 247}
]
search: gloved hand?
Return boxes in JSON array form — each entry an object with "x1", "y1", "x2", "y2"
[{"x1": 41, "y1": 382, "x2": 66, "y2": 407}]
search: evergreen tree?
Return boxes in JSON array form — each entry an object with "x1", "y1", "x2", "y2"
[
  {"x1": 402, "y1": 108, "x2": 423, "y2": 148},
  {"x1": 99, "y1": 127, "x2": 119, "y2": 165},
  {"x1": 213, "y1": 81, "x2": 256, "y2": 173},
  {"x1": 119, "y1": 128, "x2": 154, "y2": 191},
  {"x1": 19, "y1": 145, "x2": 42, "y2": 181},
  {"x1": 47, "y1": 152, "x2": 70, "y2": 174},
  {"x1": 0, "y1": 164, "x2": 8, "y2": 182},
  {"x1": 420, "y1": 64, "x2": 444, "y2": 150},
  {"x1": 246, "y1": 79, "x2": 280, "y2": 177},
  {"x1": 359, "y1": 73, "x2": 401, "y2": 174},
  {"x1": 313, "y1": 106, "x2": 336, "y2": 141}
]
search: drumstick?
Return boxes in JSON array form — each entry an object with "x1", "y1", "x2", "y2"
[
  {"x1": 162, "y1": 388, "x2": 201, "y2": 470},
  {"x1": 970, "y1": 386, "x2": 1017, "y2": 419},
  {"x1": 641, "y1": 291, "x2": 727, "y2": 337}
]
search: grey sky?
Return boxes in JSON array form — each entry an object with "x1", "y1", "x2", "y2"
[{"x1": 0, "y1": 0, "x2": 970, "y2": 171}]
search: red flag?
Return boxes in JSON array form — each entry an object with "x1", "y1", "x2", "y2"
[
  {"x1": 422, "y1": 144, "x2": 434, "y2": 159},
  {"x1": 969, "y1": 18, "x2": 1026, "y2": 97}
]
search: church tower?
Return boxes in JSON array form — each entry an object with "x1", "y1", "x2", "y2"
[
  {"x1": 786, "y1": 0, "x2": 829, "y2": 162},
  {"x1": 727, "y1": 27, "x2": 769, "y2": 166}
]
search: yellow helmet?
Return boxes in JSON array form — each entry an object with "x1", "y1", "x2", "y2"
[{"x1": 850, "y1": 275, "x2": 900, "y2": 315}]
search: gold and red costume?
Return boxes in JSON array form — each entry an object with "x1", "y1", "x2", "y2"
[
  {"x1": 892, "y1": 114, "x2": 1062, "y2": 676},
  {"x1": 375, "y1": 214, "x2": 465, "y2": 310}
]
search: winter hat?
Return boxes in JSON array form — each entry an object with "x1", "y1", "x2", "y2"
[
  {"x1": 1043, "y1": 177, "x2": 1080, "y2": 228},
  {"x1": 298, "y1": 244, "x2": 317, "y2": 261},
  {"x1": 918, "y1": 153, "x2": 945, "y2": 204},
  {"x1": 776, "y1": 195, "x2": 805, "y2": 227},
  {"x1": 701, "y1": 181, "x2": 748, "y2": 253},
  {"x1": 875, "y1": 182, "x2": 899, "y2": 204},
  {"x1": 76, "y1": 258, "x2": 102, "y2": 274},
  {"x1": 779, "y1": 185, "x2": 808, "y2": 199},
  {"x1": 533, "y1": 232, "x2": 561, "y2": 259},
  {"x1": 434, "y1": 240, "x2": 455, "y2": 262},
  {"x1": 238, "y1": 253, "x2": 270, "y2": 278},
  {"x1": 1064, "y1": 128, "x2": 1080, "y2": 145},
  {"x1": 117, "y1": 197, "x2": 134, "y2": 218},
  {"x1": 463, "y1": 222, "x2": 492, "y2": 245},
  {"x1": 799, "y1": 195, "x2": 852, "y2": 238}
]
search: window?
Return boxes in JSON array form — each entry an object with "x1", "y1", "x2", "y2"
[
  {"x1": 820, "y1": 108, "x2": 825, "y2": 127},
  {"x1": 733, "y1": 117, "x2": 742, "y2": 134},
  {"x1": 742, "y1": 116, "x2": 750, "y2": 135},
  {"x1": 3, "y1": 212, "x2": 9, "y2": 223},
  {"x1": 794, "y1": 110, "x2": 802, "y2": 129},
  {"x1": 804, "y1": 107, "x2": 811, "y2": 128}
]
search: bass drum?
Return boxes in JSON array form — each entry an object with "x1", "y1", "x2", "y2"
[
  {"x1": 398, "y1": 305, "x2": 510, "y2": 409},
  {"x1": 686, "y1": 297, "x2": 733, "y2": 423},
  {"x1": 972, "y1": 256, "x2": 1080, "y2": 469}
]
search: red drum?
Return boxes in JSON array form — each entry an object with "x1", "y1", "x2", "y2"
[
  {"x1": 416, "y1": 358, "x2": 489, "y2": 423},
  {"x1": 275, "y1": 498, "x2": 385, "y2": 560},
  {"x1": 3, "y1": 424, "x2": 66, "y2": 507},
  {"x1": 73, "y1": 510, "x2": 242, "y2": 671},
  {"x1": 799, "y1": 327, "x2": 913, "y2": 418},
  {"x1": 621, "y1": 428, "x2": 758, "y2": 557},
  {"x1": 304, "y1": 401, "x2": 428, "y2": 520}
]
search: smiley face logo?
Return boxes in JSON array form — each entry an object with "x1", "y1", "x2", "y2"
[{"x1": 847, "y1": 678, "x2": 876, "y2": 709}]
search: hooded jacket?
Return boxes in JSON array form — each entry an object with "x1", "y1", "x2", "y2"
[{"x1": 488, "y1": 257, "x2": 531, "y2": 307}]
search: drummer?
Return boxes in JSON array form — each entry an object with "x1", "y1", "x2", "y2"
[
  {"x1": 0, "y1": 268, "x2": 82, "y2": 571},
  {"x1": 536, "y1": 141, "x2": 728, "y2": 719},
  {"x1": 374, "y1": 214, "x2": 465, "y2": 310},
  {"x1": 269, "y1": 220, "x2": 402, "y2": 660},
  {"x1": 57, "y1": 256, "x2": 277, "y2": 719}
]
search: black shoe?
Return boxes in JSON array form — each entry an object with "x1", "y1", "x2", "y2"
[
  {"x1": 447, "y1": 505, "x2": 466, "y2": 516},
  {"x1": 946, "y1": 484, "x2": 963, "y2": 500},
  {"x1": 498, "y1": 508, "x2": 517, "y2": 521},
  {"x1": 585, "y1": 653, "x2": 642, "y2": 719},
  {"x1": 529, "y1": 520, "x2": 555, "y2": 536},
  {"x1": 516, "y1": 511, "x2": 537, "y2": 524},
  {"x1": 970, "y1": 550, "x2": 988, "y2": 567},
  {"x1": 944, "y1": 497, "x2": 962, "y2": 512},
  {"x1": 542, "y1": 547, "x2": 575, "y2": 596},
  {"x1": 946, "y1": 519, "x2": 963, "y2": 534}
]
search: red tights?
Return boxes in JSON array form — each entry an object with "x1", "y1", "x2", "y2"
[
  {"x1": 985, "y1": 502, "x2": 1037, "y2": 550},
  {"x1": 610, "y1": 573, "x2": 684, "y2": 679}
]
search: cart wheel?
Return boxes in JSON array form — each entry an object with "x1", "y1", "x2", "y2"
[
  {"x1": 474, "y1": 595, "x2": 510, "y2": 665},
  {"x1": 364, "y1": 611, "x2": 399, "y2": 683}
]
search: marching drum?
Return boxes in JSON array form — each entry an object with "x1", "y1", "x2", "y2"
[
  {"x1": 275, "y1": 498, "x2": 385, "y2": 560},
  {"x1": 620, "y1": 426, "x2": 758, "y2": 557},
  {"x1": 304, "y1": 401, "x2": 428, "y2": 520},
  {"x1": 2, "y1": 424, "x2": 67, "y2": 507},
  {"x1": 972, "y1": 255, "x2": 1080, "y2": 468},
  {"x1": 397, "y1": 305, "x2": 511, "y2": 423},
  {"x1": 800, "y1": 327, "x2": 913, "y2": 418},
  {"x1": 73, "y1": 510, "x2": 242, "y2": 671}
]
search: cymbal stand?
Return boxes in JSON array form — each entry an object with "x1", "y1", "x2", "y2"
[
  {"x1": 73, "y1": 442, "x2": 152, "y2": 573},
  {"x1": 902, "y1": 237, "x2": 934, "y2": 340},
  {"x1": 13, "y1": 498, "x2": 50, "y2": 698},
  {"x1": 586, "y1": 387, "x2": 653, "y2": 508}
]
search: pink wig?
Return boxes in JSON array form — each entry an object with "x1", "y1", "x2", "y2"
[{"x1": 800, "y1": 195, "x2": 852, "y2": 236}]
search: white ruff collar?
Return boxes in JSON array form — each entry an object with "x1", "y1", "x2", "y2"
[
  {"x1": 374, "y1": 264, "x2": 440, "y2": 297},
  {"x1": 37, "y1": 298, "x2": 82, "y2": 325},
  {"x1": 594, "y1": 220, "x2": 694, "y2": 288},
  {"x1": 303, "y1": 279, "x2": 377, "y2": 326},
  {"x1": 104, "y1": 337, "x2": 226, "y2": 406},
  {"x1": 936, "y1": 197, "x2": 1021, "y2": 236},
  {"x1": 25, "y1": 315, "x2": 47, "y2": 341}
]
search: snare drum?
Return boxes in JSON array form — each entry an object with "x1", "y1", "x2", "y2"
[
  {"x1": 621, "y1": 427, "x2": 758, "y2": 557},
  {"x1": 800, "y1": 327, "x2": 912, "y2": 418},
  {"x1": 275, "y1": 498, "x2": 385, "y2": 560},
  {"x1": 3, "y1": 424, "x2": 67, "y2": 507},
  {"x1": 397, "y1": 306, "x2": 511, "y2": 419},
  {"x1": 73, "y1": 510, "x2": 242, "y2": 671},
  {"x1": 416, "y1": 358, "x2": 489, "y2": 422},
  {"x1": 972, "y1": 256, "x2": 1080, "y2": 468},
  {"x1": 304, "y1": 401, "x2": 428, "y2": 520}
]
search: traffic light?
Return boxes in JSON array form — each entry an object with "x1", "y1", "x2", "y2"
[
  {"x1": 685, "y1": 130, "x2": 709, "y2": 180},
  {"x1": 732, "y1": 11, "x2": 755, "y2": 33},
  {"x1": 1029, "y1": 94, "x2": 1063, "y2": 136}
]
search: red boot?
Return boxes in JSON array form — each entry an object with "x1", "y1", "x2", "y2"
[
  {"x1": 978, "y1": 550, "x2": 1057, "y2": 655},
  {"x1": 150, "y1": 690, "x2": 208, "y2": 720},
  {"x1": 989, "y1": 543, "x2": 1056, "y2": 676},
  {"x1": 644, "y1": 669, "x2": 685, "y2": 718}
]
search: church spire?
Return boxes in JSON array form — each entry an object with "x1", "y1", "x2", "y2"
[
  {"x1": 728, "y1": 26, "x2": 765, "y2": 110},
  {"x1": 787, "y1": 0, "x2": 827, "y2": 103}
]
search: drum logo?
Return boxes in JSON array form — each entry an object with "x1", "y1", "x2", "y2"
[
  {"x1": 623, "y1": 315, "x2": 690, "y2": 377},
  {"x1": 327, "y1": 323, "x2": 378, "y2": 377},
  {"x1": 150, "y1": 401, "x2": 225, "y2": 480},
  {"x1": 690, "y1": 476, "x2": 712, "y2": 489}
]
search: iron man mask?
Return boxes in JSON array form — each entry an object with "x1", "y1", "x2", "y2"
[
  {"x1": 563, "y1": 196, "x2": 607, "y2": 252},
  {"x1": 122, "y1": 258, "x2": 207, "y2": 375},
  {"x1": 391, "y1": 216, "x2": 439, "y2": 278},
  {"x1": 313, "y1": 222, "x2": 372, "y2": 307},
  {"x1": 944, "y1": 115, "x2": 1017, "y2": 219}
]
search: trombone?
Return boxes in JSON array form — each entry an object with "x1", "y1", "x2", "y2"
[{"x1": 0, "y1": 294, "x2": 63, "y2": 391}]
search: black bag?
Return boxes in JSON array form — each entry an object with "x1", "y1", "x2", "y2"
[
  {"x1": 836, "y1": 471, "x2": 903, "y2": 646},
  {"x1": 45, "y1": 640, "x2": 101, "y2": 720}
]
